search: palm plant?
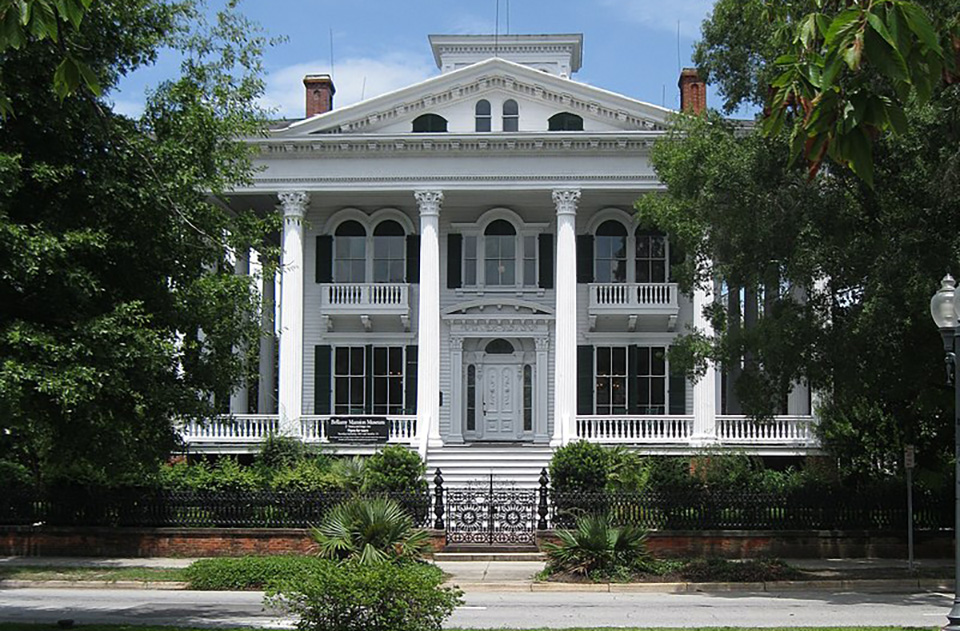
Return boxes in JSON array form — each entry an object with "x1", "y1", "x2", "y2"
[
  {"x1": 326, "y1": 456, "x2": 367, "y2": 494},
  {"x1": 543, "y1": 512, "x2": 650, "y2": 577},
  {"x1": 311, "y1": 496, "x2": 432, "y2": 565}
]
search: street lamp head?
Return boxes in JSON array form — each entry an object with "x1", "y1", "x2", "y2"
[{"x1": 930, "y1": 273, "x2": 957, "y2": 330}]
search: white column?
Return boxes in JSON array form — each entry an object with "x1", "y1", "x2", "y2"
[
  {"x1": 552, "y1": 188, "x2": 580, "y2": 446},
  {"x1": 258, "y1": 265, "x2": 277, "y2": 414},
  {"x1": 415, "y1": 190, "x2": 443, "y2": 449},
  {"x1": 449, "y1": 336, "x2": 464, "y2": 444},
  {"x1": 229, "y1": 250, "x2": 250, "y2": 415},
  {"x1": 692, "y1": 273, "x2": 718, "y2": 445},
  {"x1": 277, "y1": 191, "x2": 308, "y2": 436},
  {"x1": 535, "y1": 336, "x2": 550, "y2": 444}
]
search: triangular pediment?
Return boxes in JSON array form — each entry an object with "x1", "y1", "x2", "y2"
[{"x1": 274, "y1": 58, "x2": 672, "y2": 137}]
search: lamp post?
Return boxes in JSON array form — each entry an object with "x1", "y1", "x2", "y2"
[{"x1": 930, "y1": 274, "x2": 960, "y2": 631}]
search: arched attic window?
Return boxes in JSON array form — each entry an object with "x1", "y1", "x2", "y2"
[
  {"x1": 412, "y1": 113, "x2": 448, "y2": 133},
  {"x1": 595, "y1": 220, "x2": 628, "y2": 283},
  {"x1": 373, "y1": 220, "x2": 406, "y2": 283},
  {"x1": 548, "y1": 112, "x2": 583, "y2": 131},
  {"x1": 502, "y1": 99, "x2": 519, "y2": 131},
  {"x1": 334, "y1": 220, "x2": 367, "y2": 282},
  {"x1": 475, "y1": 100, "x2": 491, "y2": 132}
]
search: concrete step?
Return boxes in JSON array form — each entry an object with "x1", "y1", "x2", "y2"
[{"x1": 435, "y1": 551, "x2": 545, "y2": 561}]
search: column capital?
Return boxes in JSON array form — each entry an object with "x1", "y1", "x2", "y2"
[
  {"x1": 535, "y1": 336, "x2": 550, "y2": 351},
  {"x1": 552, "y1": 188, "x2": 581, "y2": 216},
  {"x1": 414, "y1": 190, "x2": 444, "y2": 216},
  {"x1": 278, "y1": 191, "x2": 309, "y2": 222},
  {"x1": 450, "y1": 335, "x2": 464, "y2": 351}
]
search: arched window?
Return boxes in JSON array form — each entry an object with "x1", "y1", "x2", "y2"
[
  {"x1": 483, "y1": 219, "x2": 517, "y2": 286},
  {"x1": 412, "y1": 113, "x2": 448, "y2": 133},
  {"x1": 636, "y1": 229, "x2": 667, "y2": 283},
  {"x1": 523, "y1": 364, "x2": 533, "y2": 431},
  {"x1": 475, "y1": 100, "x2": 491, "y2": 132},
  {"x1": 502, "y1": 99, "x2": 519, "y2": 132},
  {"x1": 595, "y1": 221, "x2": 628, "y2": 283},
  {"x1": 334, "y1": 220, "x2": 366, "y2": 282},
  {"x1": 466, "y1": 365, "x2": 477, "y2": 432},
  {"x1": 548, "y1": 112, "x2": 583, "y2": 131},
  {"x1": 485, "y1": 338, "x2": 515, "y2": 354},
  {"x1": 373, "y1": 220, "x2": 406, "y2": 283}
]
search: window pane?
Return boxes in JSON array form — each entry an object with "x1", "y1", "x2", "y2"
[
  {"x1": 637, "y1": 237, "x2": 650, "y2": 257},
  {"x1": 465, "y1": 260, "x2": 477, "y2": 285},
  {"x1": 349, "y1": 237, "x2": 365, "y2": 258},
  {"x1": 351, "y1": 261, "x2": 365, "y2": 282},
  {"x1": 597, "y1": 347, "x2": 611, "y2": 374},
  {"x1": 503, "y1": 117, "x2": 518, "y2": 132},
  {"x1": 476, "y1": 117, "x2": 491, "y2": 132},
  {"x1": 464, "y1": 236, "x2": 477, "y2": 258},
  {"x1": 613, "y1": 260, "x2": 626, "y2": 283},
  {"x1": 651, "y1": 378, "x2": 666, "y2": 405},
  {"x1": 651, "y1": 236, "x2": 665, "y2": 258},
  {"x1": 350, "y1": 379, "x2": 364, "y2": 406},
  {"x1": 596, "y1": 237, "x2": 611, "y2": 258},
  {"x1": 335, "y1": 378, "x2": 347, "y2": 403},
  {"x1": 485, "y1": 260, "x2": 501, "y2": 285},
  {"x1": 597, "y1": 380, "x2": 610, "y2": 404},
  {"x1": 374, "y1": 378, "x2": 387, "y2": 404},
  {"x1": 637, "y1": 263, "x2": 650, "y2": 283},
  {"x1": 374, "y1": 347, "x2": 387, "y2": 374},
  {"x1": 485, "y1": 236, "x2": 499, "y2": 258},
  {"x1": 524, "y1": 259, "x2": 536, "y2": 286},
  {"x1": 651, "y1": 261, "x2": 666, "y2": 283},
  {"x1": 639, "y1": 347, "x2": 650, "y2": 375},
  {"x1": 612, "y1": 377, "x2": 626, "y2": 404},
  {"x1": 373, "y1": 261, "x2": 389, "y2": 283},
  {"x1": 335, "y1": 348, "x2": 349, "y2": 374},
  {"x1": 351, "y1": 348, "x2": 365, "y2": 374},
  {"x1": 389, "y1": 378, "x2": 403, "y2": 404},
  {"x1": 652, "y1": 348, "x2": 666, "y2": 375},
  {"x1": 501, "y1": 236, "x2": 515, "y2": 258},
  {"x1": 612, "y1": 347, "x2": 626, "y2": 374},
  {"x1": 389, "y1": 347, "x2": 403, "y2": 372}
]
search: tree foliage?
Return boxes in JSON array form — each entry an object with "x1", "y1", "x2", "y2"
[
  {"x1": 0, "y1": 0, "x2": 277, "y2": 486},
  {"x1": 640, "y1": 0, "x2": 960, "y2": 473}
]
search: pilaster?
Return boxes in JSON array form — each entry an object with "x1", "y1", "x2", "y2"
[
  {"x1": 277, "y1": 191, "x2": 308, "y2": 436},
  {"x1": 449, "y1": 336, "x2": 465, "y2": 444},
  {"x1": 415, "y1": 190, "x2": 443, "y2": 450},
  {"x1": 552, "y1": 188, "x2": 580, "y2": 446},
  {"x1": 535, "y1": 336, "x2": 550, "y2": 444}
]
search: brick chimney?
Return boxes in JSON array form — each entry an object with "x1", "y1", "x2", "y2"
[
  {"x1": 678, "y1": 68, "x2": 706, "y2": 115},
  {"x1": 304, "y1": 74, "x2": 335, "y2": 118}
]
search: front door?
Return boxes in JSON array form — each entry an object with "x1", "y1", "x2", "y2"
[{"x1": 481, "y1": 363, "x2": 518, "y2": 440}]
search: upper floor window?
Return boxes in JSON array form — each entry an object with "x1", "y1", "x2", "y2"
[
  {"x1": 636, "y1": 229, "x2": 667, "y2": 283},
  {"x1": 502, "y1": 99, "x2": 519, "y2": 132},
  {"x1": 483, "y1": 219, "x2": 516, "y2": 286},
  {"x1": 334, "y1": 220, "x2": 366, "y2": 283},
  {"x1": 475, "y1": 100, "x2": 491, "y2": 132},
  {"x1": 373, "y1": 220, "x2": 405, "y2": 283},
  {"x1": 412, "y1": 113, "x2": 448, "y2": 133},
  {"x1": 595, "y1": 220, "x2": 627, "y2": 283},
  {"x1": 461, "y1": 218, "x2": 538, "y2": 289},
  {"x1": 548, "y1": 112, "x2": 583, "y2": 131}
]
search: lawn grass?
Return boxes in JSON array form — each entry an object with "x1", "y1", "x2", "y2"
[
  {"x1": 0, "y1": 625, "x2": 939, "y2": 631},
  {"x1": 0, "y1": 565, "x2": 188, "y2": 582}
]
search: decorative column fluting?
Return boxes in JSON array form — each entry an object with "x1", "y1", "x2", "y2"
[
  {"x1": 415, "y1": 190, "x2": 443, "y2": 450},
  {"x1": 258, "y1": 266, "x2": 277, "y2": 414},
  {"x1": 692, "y1": 273, "x2": 718, "y2": 444},
  {"x1": 277, "y1": 191, "x2": 308, "y2": 436},
  {"x1": 552, "y1": 188, "x2": 580, "y2": 446},
  {"x1": 229, "y1": 249, "x2": 250, "y2": 415}
]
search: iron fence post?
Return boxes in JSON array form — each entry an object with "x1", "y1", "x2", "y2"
[
  {"x1": 433, "y1": 468, "x2": 445, "y2": 530},
  {"x1": 537, "y1": 468, "x2": 549, "y2": 530}
]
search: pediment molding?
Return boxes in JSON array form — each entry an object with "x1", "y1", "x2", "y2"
[{"x1": 443, "y1": 298, "x2": 555, "y2": 319}]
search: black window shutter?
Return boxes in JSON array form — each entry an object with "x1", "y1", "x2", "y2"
[
  {"x1": 364, "y1": 345, "x2": 374, "y2": 414},
  {"x1": 577, "y1": 345, "x2": 595, "y2": 415},
  {"x1": 406, "y1": 235, "x2": 420, "y2": 284},
  {"x1": 576, "y1": 235, "x2": 594, "y2": 283},
  {"x1": 447, "y1": 234, "x2": 462, "y2": 289},
  {"x1": 405, "y1": 345, "x2": 418, "y2": 415},
  {"x1": 316, "y1": 236, "x2": 333, "y2": 283},
  {"x1": 538, "y1": 233, "x2": 554, "y2": 289},
  {"x1": 668, "y1": 237, "x2": 683, "y2": 283},
  {"x1": 627, "y1": 346, "x2": 640, "y2": 414},
  {"x1": 314, "y1": 345, "x2": 332, "y2": 414},
  {"x1": 669, "y1": 370, "x2": 687, "y2": 415}
]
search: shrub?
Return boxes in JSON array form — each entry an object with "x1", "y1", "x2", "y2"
[
  {"x1": 605, "y1": 447, "x2": 650, "y2": 493},
  {"x1": 268, "y1": 560, "x2": 463, "y2": 631},
  {"x1": 543, "y1": 512, "x2": 650, "y2": 580},
  {"x1": 678, "y1": 558, "x2": 800, "y2": 583},
  {"x1": 549, "y1": 440, "x2": 609, "y2": 494},
  {"x1": 311, "y1": 497, "x2": 432, "y2": 565},
  {"x1": 327, "y1": 456, "x2": 367, "y2": 494},
  {"x1": 258, "y1": 433, "x2": 326, "y2": 470},
  {"x1": 363, "y1": 446, "x2": 427, "y2": 495},
  {"x1": 269, "y1": 460, "x2": 337, "y2": 493},
  {"x1": 186, "y1": 556, "x2": 326, "y2": 590}
]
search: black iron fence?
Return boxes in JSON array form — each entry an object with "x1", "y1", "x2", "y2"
[
  {"x1": 549, "y1": 487, "x2": 953, "y2": 531},
  {"x1": 0, "y1": 488, "x2": 432, "y2": 529}
]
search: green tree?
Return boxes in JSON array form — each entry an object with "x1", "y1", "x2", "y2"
[
  {"x1": 0, "y1": 0, "x2": 277, "y2": 486},
  {"x1": 639, "y1": 2, "x2": 960, "y2": 471}
]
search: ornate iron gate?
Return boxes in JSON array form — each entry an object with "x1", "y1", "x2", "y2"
[{"x1": 444, "y1": 474, "x2": 538, "y2": 546}]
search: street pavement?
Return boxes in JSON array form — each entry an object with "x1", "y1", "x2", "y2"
[{"x1": 0, "y1": 587, "x2": 953, "y2": 628}]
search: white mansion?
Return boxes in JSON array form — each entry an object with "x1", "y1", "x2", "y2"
[{"x1": 182, "y1": 34, "x2": 817, "y2": 484}]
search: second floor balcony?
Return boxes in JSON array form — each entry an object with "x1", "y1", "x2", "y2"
[
  {"x1": 320, "y1": 283, "x2": 411, "y2": 330},
  {"x1": 587, "y1": 282, "x2": 680, "y2": 330}
]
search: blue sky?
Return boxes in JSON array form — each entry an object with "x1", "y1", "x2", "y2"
[{"x1": 112, "y1": 0, "x2": 733, "y2": 119}]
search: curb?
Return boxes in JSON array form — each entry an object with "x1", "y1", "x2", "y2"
[
  {"x1": 445, "y1": 578, "x2": 954, "y2": 594},
  {"x1": 0, "y1": 579, "x2": 188, "y2": 590}
]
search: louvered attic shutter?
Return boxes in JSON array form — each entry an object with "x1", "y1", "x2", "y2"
[
  {"x1": 576, "y1": 235, "x2": 594, "y2": 283},
  {"x1": 447, "y1": 234, "x2": 462, "y2": 289},
  {"x1": 406, "y1": 235, "x2": 420, "y2": 284},
  {"x1": 316, "y1": 236, "x2": 333, "y2": 283},
  {"x1": 577, "y1": 345, "x2": 595, "y2": 415},
  {"x1": 538, "y1": 233, "x2": 554, "y2": 289}
]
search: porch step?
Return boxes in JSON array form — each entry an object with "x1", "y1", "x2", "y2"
[
  {"x1": 434, "y1": 551, "x2": 545, "y2": 562},
  {"x1": 425, "y1": 445, "x2": 554, "y2": 489}
]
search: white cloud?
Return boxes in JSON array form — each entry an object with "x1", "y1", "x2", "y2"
[
  {"x1": 261, "y1": 52, "x2": 437, "y2": 119},
  {"x1": 600, "y1": 0, "x2": 714, "y2": 34}
]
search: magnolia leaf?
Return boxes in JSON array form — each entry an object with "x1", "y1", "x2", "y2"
[
  {"x1": 52, "y1": 55, "x2": 81, "y2": 100},
  {"x1": 825, "y1": 8, "x2": 863, "y2": 45},
  {"x1": 863, "y1": 25, "x2": 909, "y2": 82},
  {"x1": 897, "y1": 2, "x2": 943, "y2": 55},
  {"x1": 75, "y1": 59, "x2": 101, "y2": 96}
]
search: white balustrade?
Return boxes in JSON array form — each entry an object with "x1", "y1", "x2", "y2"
[
  {"x1": 180, "y1": 415, "x2": 280, "y2": 443},
  {"x1": 716, "y1": 415, "x2": 817, "y2": 444},
  {"x1": 588, "y1": 283, "x2": 678, "y2": 312},
  {"x1": 320, "y1": 283, "x2": 409, "y2": 313},
  {"x1": 576, "y1": 415, "x2": 694, "y2": 442}
]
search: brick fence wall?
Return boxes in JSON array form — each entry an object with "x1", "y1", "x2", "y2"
[{"x1": 1, "y1": 526, "x2": 950, "y2": 558}]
